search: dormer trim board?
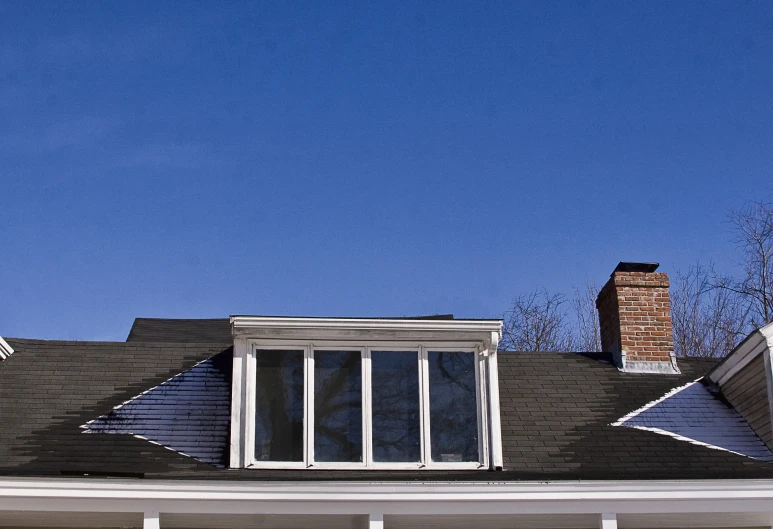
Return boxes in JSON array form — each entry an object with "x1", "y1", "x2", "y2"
[
  {"x1": 707, "y1": 321, "x2": 773, "y2": 452},
  {"x1": 229, "y1": 316, "x2": 503, "y2": 471},
  {"x1": 708, "y1": 322, "x2": 773, "y2": 386},
  {"x1": 0, "y1": 336, "x2": 13, "y2": 360},
  {"x1": 231, "y1": 316, "x2": 503, "y2": 342}
]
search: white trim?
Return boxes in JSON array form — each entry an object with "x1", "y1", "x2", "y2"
[
  {"x1": 305, "y1": 345, "x2": 314, "y2": 466},
  {"x1": 476, "y1": 345, "x2": 489, "y2": 467},
  {"x1": 363, "y1": 347, "x2": 373, "y2": 467},
  {"x1": 369, "y1": 513, "x2": 384, "y2": 529},
  {"x1": 424, "y1": 347, "x2": 486, "y2": 467},
  {"x1": 240, "y1": 340, "x2": 491, "y2": 470},
  {"x1": 310, "y1": 345, "x2": 367, "y2": 468},
  {"x1": 231, "y1": 317, "x2": 502, "y2": 471},
  {"x1": 231, "y1": 316, "x2": 502, "y2": 333},
  {"x1": 486, "y1": 331, "x2": 503, "y2": 470},
  {"x1": 709, "y1": 322, "x2": 773, "y2": 386},
  {"x1": 143, "y1": 511, "x2": 159, "y2": 529},
  {"x1": 707, "y1": 322, "x2": 773, "y2": 453},
  {"x1": 230, "y1": 338, "x2": 248, "y2": 468},
  {"x1": 419, "y1": 346, "x2": 431, "y2": 467},
  {"x1": 5, "y1": 478, "x2": 773, "y2": 515},
  {"x1": 0, "y1": 336, "x2": 14, "y2": 360},
  {"x1": 600, "y1": 512, "x2": 617, "y2": 529},
  {"x1": 762, "y1": 345, "x2": 773, "y2": 451}
]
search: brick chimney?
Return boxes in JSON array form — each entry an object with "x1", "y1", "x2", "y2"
[{"x1": 595, "y1": 262, "x2": 679, "y2": 374}]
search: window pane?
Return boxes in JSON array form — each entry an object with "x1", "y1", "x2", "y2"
[
  {"x1": 371, "y1": 351, "x2": 420, "y2": 463},
  {"x1": 254, "y1": 350, "x2": 304, "y2": 462},
  {"x1": 428, "y1": 351, "x2": 479, "y2": 463},
  {"x1": 314, "y1": 350, "x2": 362, "y2": 462}
]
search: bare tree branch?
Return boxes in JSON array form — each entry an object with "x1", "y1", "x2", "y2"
[
  {"x1": 712, "y1": 199, "x2": 773, "y2": 328},
  {"x1": 501, "y1": 289, "x2": 575, "y2": 351},
  {"x1": 571, "y1": 280, "x2": 601, "y2": 352},
  {"x1": 672, "y1": 263, "x2": 749, "y2": 357}
]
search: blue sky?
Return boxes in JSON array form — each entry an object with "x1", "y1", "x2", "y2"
[{"x1": 1, "y1": 1, "x2": 772, "y2": 340}]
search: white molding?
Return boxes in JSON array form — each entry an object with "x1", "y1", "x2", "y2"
[
  {"x1": 363, "y1": 347, "x2": 373, "y2": 467},
  {"x1": 231, "y1": 316, "x2": 502, "y2": 334},
  {"x1": 0, "y1": 336, "x2": 14, "y2": 360},
  {"x1": 419, "y1": 346, "x2": 431, "y2": 468},
  {"x1": 5, "y1": 478, "x2": 773, "y2": 515},
  {"x1": 763, "y1": 329, "x2": 773, "y2": 452},
  {"x1": 143, "y1": 511, "x2": 159, "y2": 529},
  {"x1": 600, "y1": 513, "x2": 617, "y2": 529},
  {"x1": 369, "y1": 513, "x2": 384, "y2": 529},
  {"x1": 709, "y1": 322, "x2": 773, "y2": 386},
  {"x1": 763, "y1": 345, "x2": 773, "y2": 451},
  {"x1": 239, "y1": 338, "x2": 493, "y2": 471},
  {"x1": 486, "y1": 331, "x2": 503, "y2": 470},
  {"x1": 230, "y1": 338, "x2": 249, "y2": 468},
  {"x1": 305, "y1": 345, "x2": 314, "y2": 466}
]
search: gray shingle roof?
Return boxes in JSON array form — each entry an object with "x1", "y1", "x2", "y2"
[
  {"x1": 2, "y1": 332, "x2": 773, "y2": 481},
  {"x1": 127, "y1": 318, "x2": 231, "y2": 342}
]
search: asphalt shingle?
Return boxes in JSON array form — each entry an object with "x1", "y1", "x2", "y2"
[{"x1": 2, "y1": 333, "x2": 772, "y2": 481}]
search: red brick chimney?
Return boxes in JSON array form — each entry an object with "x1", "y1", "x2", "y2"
[{"x1": 595, "y1": 262, "x2": 679, "y2": 374}]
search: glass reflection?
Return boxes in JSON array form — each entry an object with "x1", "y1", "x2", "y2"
[
  {"x1": 314, "y1": 350, "x2": 363, "y2": 462},
  {"x1": 371, "y1": 351, "x2": 420, "y2": 462},
  {"x1": 254, "y1": 349, "x2": 304, "y2": 462},
  {"x1": 428, "y1": 351, "x2": 478, "y2": 462}
]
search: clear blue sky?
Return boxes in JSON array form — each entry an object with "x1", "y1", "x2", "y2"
[{"x1": 1, "y1": 1, "x2": 771, "y2": 340}]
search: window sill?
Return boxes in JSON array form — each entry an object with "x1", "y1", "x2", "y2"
[{"x1": 244, "y1": 462, "x2": 486, "y2": 471}]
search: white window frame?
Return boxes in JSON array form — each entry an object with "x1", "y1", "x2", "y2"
[{"x1": 229, "y1": 317, "x2": 503, "y2": 471}]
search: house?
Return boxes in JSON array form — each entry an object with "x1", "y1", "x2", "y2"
[{"x1": 2, "y1": 262, "x2": 773, "y2": 529}]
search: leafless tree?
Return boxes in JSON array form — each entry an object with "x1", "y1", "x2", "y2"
[
  {"x1": 715, "y1": 199, "x2": 773, "y2": 328},
  {"x1": 501, "y1": 289, "x2": 575, "y2": 351},
  {"x1": 672, "y1": 263, "x2": 749, "y2": 358},
  {"x1": 572, "y1": 280, "x2": 601, "y2": 352}
]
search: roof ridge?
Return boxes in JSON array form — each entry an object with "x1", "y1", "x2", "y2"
[{"x1": 4, "y1": 337, "x2": 232, "y2": 347}]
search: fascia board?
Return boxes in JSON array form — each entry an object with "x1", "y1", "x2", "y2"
[
  {"x1": 761, "y1": 320, "x2": 773, "y2": 344},
  {"x1": 0, "y1": 336, "x2": 13, "y2": 360},
  {"x1": 708, "y1": 330, "x2": 766, "y2": 386},
  {"x1": 5, "y1": 479, "x2": 773, "y2": 516},
  {"x1": 230, "y1": 317, "x2": 503, "y2": 341}
]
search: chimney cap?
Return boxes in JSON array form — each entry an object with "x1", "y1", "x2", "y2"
[{"x1": 614, "y1": 262, "x2": 660, "y2": 273}]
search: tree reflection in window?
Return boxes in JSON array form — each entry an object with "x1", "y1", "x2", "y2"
[
  {"x1": 314, "y1": 351, "x2": 362, "y2": 462},
  {"x1": 428, "y1": 351, "x2": 478, "y2": 462},
  {"x1": 254, "y1": 350, "x2": 304, "y2": 461},
  {"x1": 371, "y1": 351, "x2": 420, "y2": 462}
]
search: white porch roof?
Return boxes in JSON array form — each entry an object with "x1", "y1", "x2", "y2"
[{"x1": 2, "y1": 478, "x2": 773, "y2": 529}]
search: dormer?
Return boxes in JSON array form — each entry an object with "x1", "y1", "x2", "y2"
[{"x1": 229, "y1": 316, "x2": 504, "y2": 470}]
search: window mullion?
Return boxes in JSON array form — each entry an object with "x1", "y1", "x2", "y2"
[
  {"x1": 305, "y1": 345, "x2": 314, "y2": 467},
  {"x1": 419, "y1": 346, "x2": 431, "y2": 467},
  {"x1": 363, "y1": 347, "x2": 372, "y2": 466},
  {"x1": 244, "y1": 345, "x2": 256, "y2": 466},
  {"x1": 476, "y1": 346, "x2": 489, "y2": 468}
]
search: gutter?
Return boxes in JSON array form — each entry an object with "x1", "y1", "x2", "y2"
[{"x1": 4, "y1": 478, "x2": 773, "y2": 515}]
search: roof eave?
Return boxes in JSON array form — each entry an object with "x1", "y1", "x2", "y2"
[{"x1": 707, "y1": 321, "x2": 773, "y2": 385}]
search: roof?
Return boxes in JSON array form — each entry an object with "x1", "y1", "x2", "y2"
[
  {"x1": 3, "y1": 324, "x2": 773, "y2": 481},
  {"x1": 125, "y1": 315, "x2": 464, "y2": 342},
  {"x1": 126, "y1": 318, "x2": 231, "y2": 342}
]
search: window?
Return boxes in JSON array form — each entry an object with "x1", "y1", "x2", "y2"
[{"x1": 230, "y1": 317, "x2": 503, "y2": 470}]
